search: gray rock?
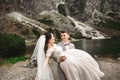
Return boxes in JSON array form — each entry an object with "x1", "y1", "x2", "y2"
[
  {"x1": 0, "y1": 60, "x2": 37, "y2": 80},
  {"x1": 65, "y1": 0, "x2": 120, "y2": 21},
  {"x1": 1, "y1": 0, "x2": 119, "y2": 22},
  {"x1": 0, "y1": 58, "x2": 120, "y2": 80}
]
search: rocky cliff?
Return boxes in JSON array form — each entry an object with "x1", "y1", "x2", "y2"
[
  {"x1": 65, "y1": 0, "x2": 120, "y2": 21},
  {"x1": 0, "y1": 0, "x2": 120, "y2": 39},
  {"x1": 0, "y1": 0, "x2": 119, "y2": 21},
  {"x1": 0, "y1": 0, "x2": 62, "y2": 16}
]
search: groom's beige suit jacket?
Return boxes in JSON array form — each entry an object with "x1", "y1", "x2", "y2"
[
  {"x1": 57, "y1": 41, "x2": 75, "y2": 51},
  {"x1": 57, "y1": 41, "x2": 75, "y2": 80}
]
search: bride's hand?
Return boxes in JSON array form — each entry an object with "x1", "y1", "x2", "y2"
[{"x1": 59, "y1": 56, "x2": 66, "y2": 62}]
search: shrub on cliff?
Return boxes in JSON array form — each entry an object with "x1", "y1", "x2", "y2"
[{"x1": 0, "y1": 33, "x2": 26, "y2": 58}]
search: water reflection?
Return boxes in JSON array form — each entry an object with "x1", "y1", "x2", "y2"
[
  {"x1": 73, "y1": 39, "x2": 120, "y2": 58},
  {"x1": 27, "y1": 39, "x2": 120, "y2": 58}
]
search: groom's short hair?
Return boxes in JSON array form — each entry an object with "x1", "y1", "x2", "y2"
[
  {"x1": 60, "y1": 30, "x2": 71, "y2": 40},
  {"x1": 61, "y1": 30, "x2": 68, "y2": 34}
]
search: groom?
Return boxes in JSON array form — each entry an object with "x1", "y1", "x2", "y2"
[
  {"x1": 58, "y1": 31, "x2": 75, "y2": 51},
  {"x1": 57, "y1": 31, "x2": 75, "y2": 80},
  {"x1": 58, "y1": 31, "x2": 75, "y2": 61}
]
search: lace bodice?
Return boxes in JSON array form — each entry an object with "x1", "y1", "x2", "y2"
[{"x1": 46, "y1": 44, "x2": 65, "y2": 59}]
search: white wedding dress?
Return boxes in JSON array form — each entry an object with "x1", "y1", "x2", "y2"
[{"x1": 46, "y1": 44, "x2": 104, "y2": 80}]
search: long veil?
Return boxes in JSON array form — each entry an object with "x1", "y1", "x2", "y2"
[{"x1": 33, "y1": 35, "x2": 54, "y2": 80}]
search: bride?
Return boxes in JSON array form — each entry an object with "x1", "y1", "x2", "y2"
[{"x1": 34, "y1": 32, "x2": 104, "y2": 80}]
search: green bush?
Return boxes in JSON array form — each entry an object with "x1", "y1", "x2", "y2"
[
  {"x1": 38, "y1": 19, "x2": 54, "y2": 26},
  {"x1": 0, "y1": 33, "x2": 26, "y2": 58},
  {"x1": 32, "y1": 27, "x2": 40, "y2": 38},
  {"x1": 58, "y1": 4, "x2": 66, "y2": 16},
  {"x1": 101, "y1": 19, "x2": 120, "y2": 30}
]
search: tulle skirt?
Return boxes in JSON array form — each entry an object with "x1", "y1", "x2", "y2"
[
  {"x1": 60, "y1": 49, "x2": 104, "y2": 80},
  {"x1": 36, "y1": 65, "x2": 54, "y2": 80}
]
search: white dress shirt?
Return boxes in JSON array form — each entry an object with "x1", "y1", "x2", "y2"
[{"x1": 64, "y1": 42, "x2": 70, "y2": 51}]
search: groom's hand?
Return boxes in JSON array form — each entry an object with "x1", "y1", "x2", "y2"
[{"x1": 59, "y1": 56, "x2": 66, "y2": 62}]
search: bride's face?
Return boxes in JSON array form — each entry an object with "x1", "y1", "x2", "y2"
[{"x1": 49, "y1": 33, "x2": 55, "y2": 44}]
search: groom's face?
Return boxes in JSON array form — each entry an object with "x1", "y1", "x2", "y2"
[{"x1": 61, "y1": 32, "x2": 69, "y2": 42}]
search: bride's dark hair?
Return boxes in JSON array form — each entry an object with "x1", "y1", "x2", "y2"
[{"x1": 44, "y1": 32, "x2": 52, "y2": 53}]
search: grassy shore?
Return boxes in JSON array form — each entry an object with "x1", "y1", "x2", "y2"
[{"x1": 0, "y1": 55, "x2": 28, "y2": 66}]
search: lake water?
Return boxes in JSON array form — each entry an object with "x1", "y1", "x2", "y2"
[
  {"x1": 27, "y1": 39, "x2": 120, "y2": 58},
  {"x1": 73, "y1": 39, "x2": 120, "y2": 58}
]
